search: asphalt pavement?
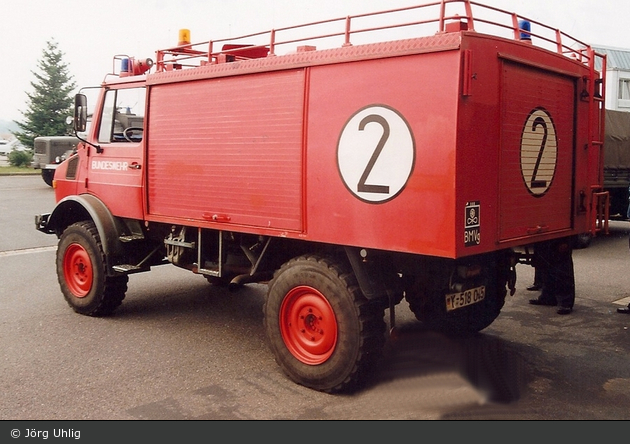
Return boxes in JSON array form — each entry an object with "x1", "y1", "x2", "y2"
[{"x1": 1, "y1": 175, "x2": 629, "y2": 421}]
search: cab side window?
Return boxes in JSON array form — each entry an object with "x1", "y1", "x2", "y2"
[{"x1": 97, "y1": 87, "x2": 146, "y2": 144}]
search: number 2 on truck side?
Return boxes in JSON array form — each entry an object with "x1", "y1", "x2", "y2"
[{"x1": 337, "y1": 105, "x2": 415, "y2": 204}]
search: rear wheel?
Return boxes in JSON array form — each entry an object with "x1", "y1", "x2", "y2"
[
  {"x1": 405, "y1": 254, "x2": 507, "y2": 335},
  {"x1": 56, "y1": 221, "x2": 128, "y2": 316},
  {"x1": 263, "y1": 255, "x2": 386, "y2": 393}
]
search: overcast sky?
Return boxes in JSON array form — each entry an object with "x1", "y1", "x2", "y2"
[{"x1": 1, "y1": 0, "x2": 628, "y2": 123}]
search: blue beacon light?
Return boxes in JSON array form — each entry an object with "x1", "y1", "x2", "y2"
[{"x1": 519, "y1": 20, "x2": 532, "y2": 42}]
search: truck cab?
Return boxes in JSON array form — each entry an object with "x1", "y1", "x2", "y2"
[{"x1": 54, "y1": 80, "x2": 146, "y2": 220}]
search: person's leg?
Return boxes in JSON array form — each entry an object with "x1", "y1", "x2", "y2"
[
  {"x1": 552, "y1": 239, "x2": 575, "y2": 315},
  {"x1": 527, "y1": 266, "x2": 543, "y2": 291},
  {"x1": 529, "y1": 242, "x2": 555, "y2": 305}
]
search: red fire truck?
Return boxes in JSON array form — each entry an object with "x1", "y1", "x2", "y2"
[{"x1": 36, "y1": 1, "x2": 606, "y2": 393}]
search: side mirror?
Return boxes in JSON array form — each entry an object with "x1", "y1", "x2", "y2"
[{"x1": 74, "y1": 94, "x2": 88, "y2": 133}]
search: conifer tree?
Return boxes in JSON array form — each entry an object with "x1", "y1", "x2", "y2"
[{"x1": 13, "y1": 40, "x2": 76, "y2": 149}]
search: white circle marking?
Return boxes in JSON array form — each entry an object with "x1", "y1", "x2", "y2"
[{"x1": 337, "y1": 105, "x2": 414, "y2": 203}]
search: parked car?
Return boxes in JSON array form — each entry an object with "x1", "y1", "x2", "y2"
[{"x1": 31, "y1": 136, "x2": 78, "y2": 186}]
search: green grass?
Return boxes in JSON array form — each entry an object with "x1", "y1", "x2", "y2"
[{"x1": 0, "y1": 165, "x2": 40, "y2": 175}]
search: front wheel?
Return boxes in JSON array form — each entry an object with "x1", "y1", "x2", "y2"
[
  {"x1": 263, "y1": 255, "x2": 386, "y2": 393},
  {"x1": 56, "y1": 221, "x2": 128, "y2": 316}
]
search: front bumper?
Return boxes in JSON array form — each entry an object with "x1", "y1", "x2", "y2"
[{"x1": 35, "y1": 213, "x2": 52, "y2": 234}]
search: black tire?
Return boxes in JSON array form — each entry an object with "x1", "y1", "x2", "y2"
[
  {"x1": 41, "y1": 169, "x2": 54, "y2": 187},
  {"x1": 263, "y1": 254, "x2": 386, "y2": 393},
  {"x1": 405, "y1": 254, "x2": 506, "y2": 335},
  {"x1": 575, "y1": 233, "x2": 592, "y2": 249},
  {"x1": 56, "y1": 221, "x2": 128, "y2": 316}
]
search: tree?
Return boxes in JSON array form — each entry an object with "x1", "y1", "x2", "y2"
[{"x1": 13, "y1": 40, "x2": 77, "y2": 149}]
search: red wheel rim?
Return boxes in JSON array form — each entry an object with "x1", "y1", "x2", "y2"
[
  {"x1": 279, "y1": 285, "x2": 338, "y2": 365},
  {"x1": 63, "y1": 243, "x2": 93, "y2": 297}
]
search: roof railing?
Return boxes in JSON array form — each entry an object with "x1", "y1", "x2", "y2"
[{"x1": 153, "y1": 0, "x2": 597, "y2": 73}]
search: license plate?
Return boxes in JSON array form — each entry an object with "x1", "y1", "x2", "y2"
[{"x1": 445, "y1": 286, "x2": 486, "y2": 312}]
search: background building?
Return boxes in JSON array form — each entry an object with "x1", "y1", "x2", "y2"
[{"x1": 594, "y1": 46, "x2": 630, "y2": 112}]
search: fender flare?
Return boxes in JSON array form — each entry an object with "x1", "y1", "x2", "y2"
[
  {"x1": 47, "y1": 194, "x2": 125, "y2": 270},
  {"x1": 344, "y1": 246, "x2": 387, "y2": 300}
]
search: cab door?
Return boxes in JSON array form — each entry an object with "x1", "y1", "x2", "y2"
[{"x1": 85, "y1": 85, "x2": 146, "y2": 219}]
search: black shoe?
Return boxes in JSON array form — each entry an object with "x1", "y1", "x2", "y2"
[
  {"x1": 617, "y1": 306, "x2": 630, "y2": 314},
  {"x1": 527, "y1": 284, "x2": 542, "y2": 291},
  {"x1": 529, "y1": 298, "x2": 556, "y2": 306},
  {"x1": 557, "y1": 307, "x2": 572, "y2": 315}
]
